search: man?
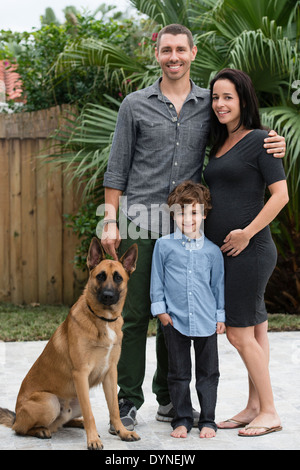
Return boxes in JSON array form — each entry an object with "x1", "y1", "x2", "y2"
[{"x1": 101, "y1": 24, "x2": 286, "y2": 431}]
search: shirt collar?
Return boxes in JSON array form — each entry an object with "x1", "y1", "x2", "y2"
[
  {"x1": 174, "y1": 227, "x2": 205, "y2": 250},
  {"x1": 145, "y1": 78, "x2": 207, "y2": 103}
]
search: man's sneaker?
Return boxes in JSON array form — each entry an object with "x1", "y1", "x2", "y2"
[
  {"x1": 155, "y1": 402, "x2": 175, "y2": 422},
  {"x1": 156, "y1": 402, "x2": 200, "y2": 427},
  {"x1": 109, "y1": 398, "x2": 137, "y2": 434}
]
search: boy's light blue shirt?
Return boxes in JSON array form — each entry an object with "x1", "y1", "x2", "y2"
[{"x1": 150, "y1": 228, "x2": 225, "y2": 337}]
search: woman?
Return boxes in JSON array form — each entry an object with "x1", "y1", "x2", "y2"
[{"x1": 203, "y1": 68, "x2": 289, "y2": 437}]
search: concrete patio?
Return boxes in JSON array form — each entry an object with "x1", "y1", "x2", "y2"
[{"x1": 0, "y1": 331, "x2": 299, "y2": 452}]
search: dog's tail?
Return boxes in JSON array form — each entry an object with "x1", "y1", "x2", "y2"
[{"x1": 0, "y1": 408, "x2": 16, "y2": 428}]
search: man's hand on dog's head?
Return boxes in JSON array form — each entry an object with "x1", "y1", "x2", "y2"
[{"x1": 101, "y1": 223, "x2": 121, "y2": 261}]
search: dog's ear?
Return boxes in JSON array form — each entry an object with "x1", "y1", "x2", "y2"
[
  {"x1": 87, "y1": 237, "x2": 106, "y2": 270},
  {"x1": 119, "y1": 244, "x2": 138, "y2": 276}
]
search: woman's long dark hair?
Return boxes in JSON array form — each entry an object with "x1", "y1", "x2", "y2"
[{"x1": 209, "y1": 68, "x2": 262, "y2": 157}]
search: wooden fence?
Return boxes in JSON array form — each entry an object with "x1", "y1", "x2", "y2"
[{"x1": 0, "y1": 105, "x2": 87, "y2": 305}]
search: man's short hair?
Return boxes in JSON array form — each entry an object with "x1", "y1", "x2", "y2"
[{"x1": 156, "y1": 24, "x2": 194, "y2": 50}]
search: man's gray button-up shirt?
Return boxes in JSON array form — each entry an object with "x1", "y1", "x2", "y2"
[{"x1": 103, "y1": 78, "x2": 211, "y2": 235}]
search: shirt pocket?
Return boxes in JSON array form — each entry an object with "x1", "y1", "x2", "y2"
[
  {"x1": 187, "y1": 124, "x2": 210, "y2": 150},
  {"x1": 194, "y1": 254, "x2": 211, "y2": 283},
  {"x1": 138, "y1": 119, "x2": 172, "y2": 151}
]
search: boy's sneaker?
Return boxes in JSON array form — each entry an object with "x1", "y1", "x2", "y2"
[
  {"x1": 156, "y1": 402, "x2": 200, "y2": 427},
  {"x1": 109, "y1": 398, "x2": 137, "y2": 434}
]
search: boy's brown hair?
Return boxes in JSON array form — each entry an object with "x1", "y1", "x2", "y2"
[{"x1": 167, "y1": 181, "x2": 212, "y2": 217}]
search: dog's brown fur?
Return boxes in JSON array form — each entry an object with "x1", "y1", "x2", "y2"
[{"x1": 0, "y1": 238, "x2": 139, "y2": 450}]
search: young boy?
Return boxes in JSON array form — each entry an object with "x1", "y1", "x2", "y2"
[{"x1": 150, "y1": 181, "x2": 225, "y2": 439}]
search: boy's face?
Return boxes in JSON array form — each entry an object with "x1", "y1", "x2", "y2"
[
  {"x1": 174, "y1": 203, "x2": 205, "y2": 239},
  {"x1": 155, "y1": 33, "x2": 197, "y2": 82}
]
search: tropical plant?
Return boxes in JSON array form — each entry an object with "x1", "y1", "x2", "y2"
[
  {"x1": 0, "y1": 8, "x2": 139, "y2": 111},
  {"x1": 52, "y1": 0, "x2": 299, "y2": 313},
  {"x1": 52, "y1": 95, "x2": 120, "y2": 196}
]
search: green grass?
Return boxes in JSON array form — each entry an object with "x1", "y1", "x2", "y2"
[
  {"x1": 0, "y1": 303, "x2": 299, "y2": 342},
  {"x1": 0, "y1": 303, "x2": 68, "y2": 342}
]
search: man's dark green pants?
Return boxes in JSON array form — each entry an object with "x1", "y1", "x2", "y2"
[{"x1": 117, "y1": 216, "x2": 170, "y2": 410}]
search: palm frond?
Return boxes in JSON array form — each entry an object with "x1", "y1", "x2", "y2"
[
  {"x1": 51, "y1": 97, "x2": 120, "y2": 197},
  {"x1": 192, "y1": 31, "x2": 227, "y2": 87},
  {"x1": 200, "y1": 0, "x2": 298, "y2": 40},
  {"x1": 229, "y1": 28, "x2": 290, "y2": 72},
  {"x1": 228, "y1": 28, "x2": 295, "y2": 96},
  {"x1": 130, "y1": 0, "x2": 192, "y2": 27},
  {"x1": 55, "y1": 38, "x2": 146, "y2": 75},
  {"x1": 261, "y1": 106, "x2": 300, "y2": 196}
]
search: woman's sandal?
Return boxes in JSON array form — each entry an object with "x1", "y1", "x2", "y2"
[
  {"x1": 217, "y1": 419, "x2": 249, "y2": 429},
  {"x1": 238, "y1": 425, "x2": 282, "y2": 437}
]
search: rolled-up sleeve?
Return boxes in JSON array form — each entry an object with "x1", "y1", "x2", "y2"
[
  {"x1": 150, "y1": 241, "x2": 167, "y2": 316},
  {"x1": 103, "y1": 97, "x2": 136, "y2": 191},
  {"x1": 210, "y1": 248, "x2": 226, "y2": 323}
]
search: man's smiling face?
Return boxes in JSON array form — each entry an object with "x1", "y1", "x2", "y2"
[{"x1": 155, "y1": 33, "x2": 197, "y2": 82}]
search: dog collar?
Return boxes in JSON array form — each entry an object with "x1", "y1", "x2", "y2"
[{"x1": 87, "y1": 303, "x2": 119, "y2": 322}]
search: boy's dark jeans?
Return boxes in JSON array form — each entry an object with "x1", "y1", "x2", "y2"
[{"x1": 162, "y1": 323, "x2": 219, "y2": 432}]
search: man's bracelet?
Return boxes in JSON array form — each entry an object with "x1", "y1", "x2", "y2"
[{"x1": 102, "y1": 219, "x2": 118, "y2": 226}]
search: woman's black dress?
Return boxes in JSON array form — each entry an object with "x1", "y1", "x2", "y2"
[{"x1": 203, "y1": 129, "x2": 286, "y2": 327}]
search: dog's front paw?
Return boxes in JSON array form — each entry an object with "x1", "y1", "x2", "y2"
[
  {"x1": 32, "y1": 427, "x2": 52, "y2": 439},
  {"x1": 87, "y1": 434, "x2": 103, "y2": 450},
  {"x1": 121, "y1": 430, "x2": 141, "y2": 442}
]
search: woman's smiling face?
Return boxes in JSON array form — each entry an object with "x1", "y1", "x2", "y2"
[{"x1": 212, "y1": 79, "x2": 241, "y2": 132}]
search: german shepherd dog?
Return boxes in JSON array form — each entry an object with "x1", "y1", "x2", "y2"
[{"x1": 0, "y1": 238, "x2": 140, "y2": 450}]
